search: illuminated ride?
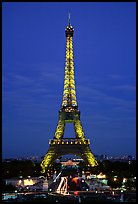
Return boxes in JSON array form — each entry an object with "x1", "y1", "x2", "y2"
[{"x1": 41, "y1": 14, "x2": 98, "y2": 173}]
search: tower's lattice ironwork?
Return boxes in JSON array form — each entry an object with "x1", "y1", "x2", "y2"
[{"x1": 41, "y1": 15, "x2": 98, "y2": 173}]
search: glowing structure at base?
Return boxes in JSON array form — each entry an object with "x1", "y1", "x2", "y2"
[
  {"x1": 56, "y1": 177, "x2": 68, "y2": 195},
  {"x1": 41, "y1": 14, "x2": 98, "y2": 173}
]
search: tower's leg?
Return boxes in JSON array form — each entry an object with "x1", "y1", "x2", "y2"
[
  {"x1": 81, "y1": 146, "x2": 98, "y2": 166},
  {"x1": 74, "y1": 119, "x2": 86, "y2": 141},
  {"x1": 74, "y1": 119, "x2": 98, "y2": 167},
  {"x1": 40, "y1": 146, "x2": 59, "y2": 173},
  {"x1": 41, "y1": 119, "x2": 65, "y2": 173},
  {"x1": 54, "y1": 119, "x2": 65, "y2": 139}
]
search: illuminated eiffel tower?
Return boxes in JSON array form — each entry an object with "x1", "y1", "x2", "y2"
[{"x1": 41, "y1": 14, "x2": 98, "y2": 173}]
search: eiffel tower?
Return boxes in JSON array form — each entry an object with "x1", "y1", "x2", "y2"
[{"x1": 41, "y1": 14, "x2": 98, "y2": 173}]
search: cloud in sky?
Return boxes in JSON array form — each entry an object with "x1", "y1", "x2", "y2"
[
  {"x1": 78, "y1": 83, "x2": 135, "y2": 108},
  {"x1": 111, "y1": 84, "x2": 136, "y2": 92}
]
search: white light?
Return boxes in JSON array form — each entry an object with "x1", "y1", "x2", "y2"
[{"x1": 18, "y1": 180, "x2": 22, "y2": 185}]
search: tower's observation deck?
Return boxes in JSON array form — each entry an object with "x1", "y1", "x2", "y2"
[{"x1": 65, "y1": 25, "x2": 74, "y2": 37}]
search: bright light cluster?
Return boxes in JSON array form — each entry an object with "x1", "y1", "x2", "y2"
[
  {"x1": 24, "y1": 179, "x2": 34, "y2": 186},
  {"x1": 49, "y1": 139, "x2": 90, "y2": 145},
  {"x1": 41, "y1": 150, "x2": 55, "y2": 173},
  {"x1": 83, "y1": 147, "x2": 98, "y2": 166},
  {"x1": 54, "y1": 119, "x2": 65, "y2": 139},
  {"x1": 74, "y1": 120, "x2": 86, "y2": 141},
  {"x1": 62, "y1": 36, "x2": 77, "y2": 107}
]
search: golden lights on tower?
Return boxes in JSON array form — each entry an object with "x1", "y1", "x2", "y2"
[
  {"x1": 62, "y1": 31, "x2": 77, "y2": 107},
  {"x1": 40, "y1": 15, "x2": 98, "y2": 173}
]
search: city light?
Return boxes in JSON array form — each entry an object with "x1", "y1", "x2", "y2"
[
  {"x1": 96, "y1": 173, "x2": 106, "y2": 179},
  {"x1": 24, "y1": 179, "x2": 34, "y2": 186}
]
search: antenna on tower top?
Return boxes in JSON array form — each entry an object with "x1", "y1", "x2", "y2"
[{"x1": 68, "y1": 12, "x2": 71, "y2": 27}]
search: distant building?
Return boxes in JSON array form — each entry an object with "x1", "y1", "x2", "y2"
[{"x1": 61, "y1": 160, "x2": 79, "y2": 166}]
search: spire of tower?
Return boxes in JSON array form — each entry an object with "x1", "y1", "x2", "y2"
[
  {"x1": 65, "y1": 12, "x2": 73, "y2": 37},
  {"x1": 68, "y1": 12, "x2": 71, "y2": 27}
]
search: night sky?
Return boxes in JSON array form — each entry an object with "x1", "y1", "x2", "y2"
[{"x1": 2, "y1": 2, "x2": 136, "y2": 159}]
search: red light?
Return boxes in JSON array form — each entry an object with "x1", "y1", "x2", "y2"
[
  {"x1": 74, "y1": 191, "x2": 78, "y2": 196},
  {"x1": 72, "y1": 177, "x2": 78, "y2": 184}
]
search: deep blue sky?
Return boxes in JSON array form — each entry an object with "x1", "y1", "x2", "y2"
[{"x1": 2, "y1": 2, "x2": 136, "y2": 159}]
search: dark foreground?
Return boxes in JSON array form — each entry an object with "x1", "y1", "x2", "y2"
[{"x1": 2, "y1": 191, "x2": 136, "y2": 202}]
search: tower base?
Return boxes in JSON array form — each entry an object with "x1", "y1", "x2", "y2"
[{"x1": 41, "y1": 139, "x2": 98, "y2": 173}]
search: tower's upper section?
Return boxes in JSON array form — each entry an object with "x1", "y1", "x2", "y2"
[{"x1": 61, "y1": 14, "x2": 78, "y2": 110}]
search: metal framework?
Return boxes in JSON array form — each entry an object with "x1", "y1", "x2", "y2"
[{"x1": 40, "y1": 15, "x2": 98, "y2": 173}]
